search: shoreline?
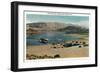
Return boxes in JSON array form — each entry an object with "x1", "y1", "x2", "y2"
[{"x1": 26, "y1": 33, "x2": 89, "y2": 60}]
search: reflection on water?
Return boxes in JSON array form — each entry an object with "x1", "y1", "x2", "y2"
[{"x1": 27, "y1": 32, "x2": 79, "y2": 45}]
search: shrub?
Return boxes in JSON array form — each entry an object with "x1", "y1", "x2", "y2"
[
  {"x1": 83, "y1": 42, "x2": 86, "y2": 45},
  {"x1": 78, "y1": 45, "x2": 82, "y2": 48},
  {"x1": 54, "y1": 54, "x2": 60, "y2": 58},
  {"x1": 83, "y1": 44, "x2": 88, "y2": 47},
  {"x1": 76, "y1": 41, "x2": 78, "y2": 43}
]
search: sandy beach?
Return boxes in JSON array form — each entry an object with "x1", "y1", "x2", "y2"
[
  {"x1": 27, "y1": 45, "x2": 88, "y2": 57},
  {"x1": 26, "y1": 42, "x2": 89, "y2": 60}
]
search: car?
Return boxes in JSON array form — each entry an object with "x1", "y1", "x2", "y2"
[{"x1": 63, "y1": 43, "x2": 73, "y2": 47}]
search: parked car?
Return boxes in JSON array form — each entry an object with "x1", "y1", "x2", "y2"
[{"x1": 63, "y1": 43, "x2": 73, "y2": 47}]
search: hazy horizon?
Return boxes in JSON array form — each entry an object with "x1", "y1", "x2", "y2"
[{"x1": 26, "y1": 14, "x2": 89, "y2": 28}]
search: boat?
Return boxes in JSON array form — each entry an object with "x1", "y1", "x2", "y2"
[{"x1": 39, "y1": 38, "x2": 48, "y2": 44}]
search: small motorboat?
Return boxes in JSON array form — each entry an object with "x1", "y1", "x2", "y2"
[{"x1": 39, "y1": 38, "x2": 48, "y2": 44}]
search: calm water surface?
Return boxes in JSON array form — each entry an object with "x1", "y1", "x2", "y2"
[{"x1": 27, "y1": 32, "x2": 79, "y2": 45}]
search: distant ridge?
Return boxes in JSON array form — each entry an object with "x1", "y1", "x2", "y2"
[{"x1": 26, "y1": 22, "x2": 89, "y2": 34}]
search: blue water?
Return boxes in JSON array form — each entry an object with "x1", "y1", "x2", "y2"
[{"x1": 27, "y1": 32, "x2": 79, "y2": 45}]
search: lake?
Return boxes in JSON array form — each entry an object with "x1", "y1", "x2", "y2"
[{"x1": 27, "y1": 32, "x2": 79, "y2": 45}]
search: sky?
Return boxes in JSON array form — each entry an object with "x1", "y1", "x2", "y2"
[{"x1": 26, "y1": 14, "x2": 89, "y2": 28}]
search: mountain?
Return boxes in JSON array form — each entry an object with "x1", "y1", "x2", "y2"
[
  {"x1": 26, "y1": 22, "x2": 67, "y2": 31},
  {"x1": 26, "y1": 22, "x2": 89, "y2": 34},
  {"x1": 58, "y1": 25, "x2": 89, "y2": 34}
]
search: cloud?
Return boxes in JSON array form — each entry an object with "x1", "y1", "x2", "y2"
[
  {"x1": 78, "y1": 21, "x2": 89, "y2": 28},
  {"x1": 26, "y1": 20, "x2": 31, "y2": 23},
  {"x1": 26, "y1": 20, "x2": 39, "y2": 24},
  {"x1": 72, "y1": 21, "x2": 89, "y2": 28}
]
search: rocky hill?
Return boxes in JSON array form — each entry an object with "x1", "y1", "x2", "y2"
[
  {"x1": 58, "y1": 25, "x2": 89, "y2": 34},
  {"x1": 26, "y1": 22, "x2": 89, "y2": 34},
  {"x1": 26, "y1": 22, "x2": 67, "y2": 31}
]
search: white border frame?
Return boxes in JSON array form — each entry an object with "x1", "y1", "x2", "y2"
[{"x1": 18, "y1": 5, "x2": 96, "y2": 69}]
